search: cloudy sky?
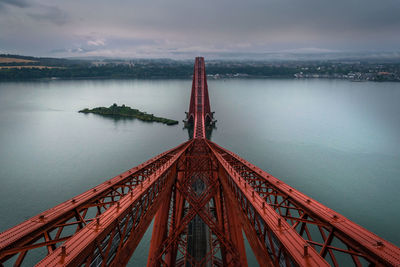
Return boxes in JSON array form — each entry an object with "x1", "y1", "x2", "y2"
[{"x1": 0, "y1": 0, "x2": 399, "y2": 58}]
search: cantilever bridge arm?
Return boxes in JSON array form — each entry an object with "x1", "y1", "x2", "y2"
[
  {"x1": 208, "y1": 140, "x2": 400, "y2": 267},
  {"x1": 35, "y1": 140, "x2": 191, "y2": 266},
  {"x1": 207, "y1": 141, "x2": 330, "y2": 267},
  {"x1": 0, "y1": 140, "x2": 191, "y2": 266}
]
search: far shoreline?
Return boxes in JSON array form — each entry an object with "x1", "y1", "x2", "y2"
[{"x1": 0, "y1": 76, "x2": 398, "y2": 83}]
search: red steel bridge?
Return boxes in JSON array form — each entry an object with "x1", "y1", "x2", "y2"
[{"x1": 1, "y1": 57, "x2": 399, "y2": 267}]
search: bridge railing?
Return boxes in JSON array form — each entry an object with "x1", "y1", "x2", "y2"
[
  {"x1": 208, "y1": 140, "x2": 400, "y2": 267},
  {"x1": 208, "y1": 141, "x2": 330, "y2": 267},
  {"x1": 0, "y1": 141, "x2": 191, "y2": 267},
  {"x1": 35, "y1": 141, "x2": 190, "y2": 266}
]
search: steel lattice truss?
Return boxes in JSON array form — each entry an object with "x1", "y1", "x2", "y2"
[
  {"x1": 0, "y1": 141, "x2": 190, "y2": 266},
  {"x1": 1, "y1": 57, "x2": 399, "y2": 267}
]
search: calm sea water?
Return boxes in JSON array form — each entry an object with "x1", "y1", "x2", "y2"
[{"x1": 0, "y1": 78, "x2": 399, "y2": 265}]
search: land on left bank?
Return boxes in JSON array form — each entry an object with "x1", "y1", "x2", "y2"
[{"x1": 0, "y1": 54, "x2": 194, "y2": 80}]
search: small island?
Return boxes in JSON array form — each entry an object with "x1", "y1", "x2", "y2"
[{"x1": 79, "y1": 104, "x2": 179, "y2": 125}]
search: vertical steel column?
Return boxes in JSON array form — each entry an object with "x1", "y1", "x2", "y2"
[
  {"x1": 112, "y1": 164, "x2": 178, "y2": 267},
  {"x1": 223, "y1": 189, "x2": 248, "y2": 267},
  {"x1": 212, "y1": 170, "x2": 248, "y2": 266},
  {"x1": 218, "y1": 167, "x2": 275, "y2": 267},
  {"x1": 147, "y1": 186, "x2": 174, "y2": 266},
  {"x1": 162, "y1": 171, "x2": 186, "y2": 266}
]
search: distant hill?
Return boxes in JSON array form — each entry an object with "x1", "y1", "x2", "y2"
[
  {"x1": 0, "y1": 56, "x2": 36, "y2": 64},
  {"x1": 0, "y1": 54, "x2": 87, "y2": 67}
]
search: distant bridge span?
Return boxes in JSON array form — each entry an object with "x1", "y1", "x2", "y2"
[{"x1": 0, "y1": 57, "x2": 399, "y2": 266}]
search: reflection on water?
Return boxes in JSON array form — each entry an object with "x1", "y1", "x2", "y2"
[
  {"x1": 82, "y1": 112, "x2": 166, "y2": 125},
  {"x1": 0, "y1": 78, "x2": 399, "y2": 266}
]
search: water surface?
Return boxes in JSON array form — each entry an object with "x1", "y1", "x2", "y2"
[{"x1": 0, "y1": 78, "x2": 399, "y2": 265}]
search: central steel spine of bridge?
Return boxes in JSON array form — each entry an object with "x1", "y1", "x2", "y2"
[
  {"x1": 1, "y1": 58, "x2": 400, "y2": 267},
  {"x1": 185, "y1": 57, "x2": 214, "y2": 139}
]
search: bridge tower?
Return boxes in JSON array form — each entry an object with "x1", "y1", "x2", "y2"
[{"x1": 185, "y1": 57, "x2": 215, "y2": 139}]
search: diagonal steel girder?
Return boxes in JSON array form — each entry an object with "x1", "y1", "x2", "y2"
[
  {"x1": 207, "y1": 140, "x2": 400, "y2": 267},
  {"x1": 0, "y1": 141, "x2": 191, "y2": 267},
  {"x1": 149, "y1": 139, "x2": 242, "y2": 266}
]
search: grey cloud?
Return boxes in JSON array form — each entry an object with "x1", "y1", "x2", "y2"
[
  {"x1": 0, "y1": 0, "x2": 29, "y2": 8},
  {"x1": 27, "y1": 5, "x2": 70, "y2": 25},
  {"x1": 62, "y1": 0, "x2": 400, "y2": 47},
  {"x1": 51, "y1": 47, "x2": 97, "y2": 54},
  {"x1": 1, "y1": 0, "x2": 400, "y2": 57}
]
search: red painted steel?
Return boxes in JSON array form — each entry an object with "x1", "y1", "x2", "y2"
[
  {"x1": 0, "y1": 141, "x2": 191, "y2": 266},
  {"x1": 149, "y1": 139, "x2": 244, "y2": 266},
  {"x1": 186, "y1": 57, "x2": 213, "y2": 139},
  {"x1": 1, "y1": 57, "x2": 400, "y2": 267},
  {"x1": 208, "y1": 140, "x2": 400, "y2": 266},
  {"x1": 36, "y1": 141, "x2": 192, "y2": 266},
  {"x1": 208, "y1": 142, "x2": 330, "y2": 267}
]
